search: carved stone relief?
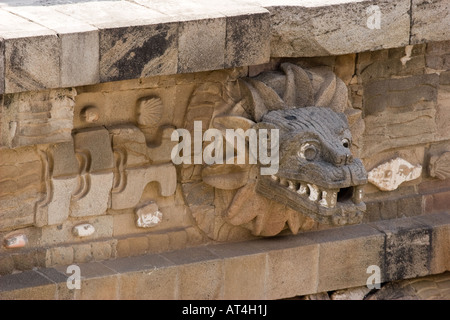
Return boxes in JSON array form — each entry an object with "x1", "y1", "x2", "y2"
[
  {"x1": 1, "y1": 64, "x2": 367, "y2": 245},
  {"x1": 429, "y1": 151, "x2": 450, "y2": 180},
  {"x1": 368, "y1": 157, "x2": 422, "y2": 191},
  {"x1": 179, "y1": 63, "x2": 368, "y2": 241},
  {"x1": 0, "y1": 88, "x2": 76, "y2": 148},
  {"x1": 0, "y1": 94, "x2": 177, "y2": 234}
]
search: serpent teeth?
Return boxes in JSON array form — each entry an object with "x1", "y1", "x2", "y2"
[
  {"x1": 271, "y1": 176, "x2": 363, "y2": 208},
  {"x1": 288, "y1": 180, "x2": 296, "y2": 190},
  {"x1": 319, "y1": 190, "x2": 338, "y2": 208},
  {"x1": 353, "y1": 185, "x2": 364, "y2": 204},
  {"x1": 308, "y1": 184, "x2": 320, "y2": 201},
  {"x1": 297, "y1": 183, "x2": 308, "y2": 195}
]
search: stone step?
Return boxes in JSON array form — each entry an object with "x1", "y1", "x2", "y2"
[{"x1": 0, "y1": 212, "x2": 448, "y2": 300}]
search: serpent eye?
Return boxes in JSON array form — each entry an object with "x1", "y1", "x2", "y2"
[
  {"x1": 299, "y1": 142, "x2": 319, "y2": 161},
  {"x1": 342, "y1": 138, "x2": 351, "y2": 148}
]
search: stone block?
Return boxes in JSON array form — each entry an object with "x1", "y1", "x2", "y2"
[
  {"x1": 12, "y1": 249, "x2": 42, "y2": 271},
  {"x1": 103, "y1": 254, "x2": 177, "y2": 300},
  {"x1": 4, "y1": 35, "x2": 60, "y2": 93},
  {"x1": 177, "y1": 260, "x2": 224, "y2": 299},
  {"x1": 372, "y1": 218, "x2": 432, "y2": 281},
  {"x1": 178, "y1": 17, "x2": 226, "y2": 73},
  {"x1": 423, "y1": 190, "x2": 450, "y2": 215},
  {"x1": 60, "y1": 262, "x2": 118, "y2": 300},
  {"x1": 60, "y1": 31, "x2": 99, "y2": 87},
  {"x1": 411, "y1": 0, "x2": 450, "y2": 44},
  {"x1": 239, "y1": 234, "x2": 319, "y2": 299},
  {"x1": 0, "y1": 10, "x2": 60, "y2": 93},
  {"x1": 0, "y1": 270, "x2": 56, "y2": 300},
  {"x1": 46, "y1": 177, "x2": 78, "y2": 225},
  {"x1": 49, "y1": 246, "x2": 74, "y2": 267},
  {"x1": 304, "y1": 224, "x2": 385, "y2": 292},
  {"x1": 91, "y1": 241, "x2": 113, "y2": 262},
  {"x1": 208, "y1": 242, "x2": 266, "y2": 299},
  {"x1": 0, "y1": 254, "x2": 14, "y2": 275},
  {"x1": 418, "y1": 177, "x2": 450, "y2": 195},
  {"x1": 54, "y1": 0, "x2": 170, "y2": 28},
  {"x1": 363, "y1": 74, "x2": 439, "y2": 116},
  {"x1": 414, "y1": 212, "x2": 450, "y2": 273},
  {"x1": 36, "y1": 267, "x2": 76, "y2": 300},
  {"x1": 3, "y1": 4, "x2": 100, "y2": 87},
  {"x1": 99, "y1": 22, "x2": 178, "y2": 82},
  {"x1": 52, "y1": 1, "x2": 178, "y2": 82},
  {"x1": 147, "y1": 232, "x2": 170, "y2": 254},
  {"x1": 73, "y1": 244, "x2": 93, "y2": 264},
  {"x1": 162, "y1": 246, "x2": 224, "y2": 299},
  {"x1": 225, "y1": 9, "x2": 270, "y2": 68},
  {"x1": 112, "y1": 212, "x2": 145, "y2": 237},
  {"x1": 267, "y1": 0, "x2": 410, "y2": 57},
  {"x1": 357, "y1": 46, "x2": 426, "y2": 83},
  {"x1": 362, "y1": 75, "x2": 439, "y2": 157}
]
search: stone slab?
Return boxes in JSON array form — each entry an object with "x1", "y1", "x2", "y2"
[
  {"x1": 0, "y1": 270, "x2": 55, "y2": 300},
  {"x1": 0, "y1": 0, "x2": 448, "y2": 93},
  {"x1": 52, "y1": 1, "x2": 172, "y2": 29},
  {"x1": 99, "y1": 22, "x2": 178, "y2": 83},
  {"x1": 1, "y1": 213, "x2": 449, "y2": 299},
  {"x1": 266, "y1": 0, "x2": 411, "y2": 57},
  {"x1": 371, "y1": 218, "x2": 432, "y2": 282},
  {"x1": 102, "y1": 254, "x2": 177, "y2": 299},
  {"x1": 178, "y1": 17, "x2": 226, "y2": 73},
  {"x1": 411, "y1": 0, "x2": 450, "y2": 44},
  {"x1": 414, "y1": 212, "x2": 450, "y2": 274},
  {"x1": 305, "y1": 224, "x2": 385, "y2": 292},
  {"x1": 225, "y1": 9, "x2": 270, "y2": 68}
]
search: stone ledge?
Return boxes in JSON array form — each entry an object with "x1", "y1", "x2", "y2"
[
  {"x1": 0, "y1": 0, "x2": 448, "y2": 94},
  {"x1": 0, "y1": 212, "x2": 448, "y2": 300}
]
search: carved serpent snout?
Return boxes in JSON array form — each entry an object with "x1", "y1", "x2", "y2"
[{"x1": 255, "y1": 106, "x2": 368, "y2": 226}]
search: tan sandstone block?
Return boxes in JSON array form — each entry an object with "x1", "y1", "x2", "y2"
[
  {"x1": 267, "y1": 0, "x2": 410, "y2": 57},
  {"x1": 178, "y1": 17, "x2": 226, "y2": 73},
  {"x1": 208, "y1": 242, "x2": 267, "y2": 299},
  {"x1": 248, "y1": 235, "x2": 320, "y2": 299},
  {"x1": 162, "y1": 246, "x2": 224, "y2": 299},
  {"x1": 304, "y1": 224, "x2": 385, "y2": 292},
  {"x1": 411, "y1": 0, "x2": 450, "y2": 44},
  {"x1": 103, "y1": 254, "x2": 177, "y2": 300}
]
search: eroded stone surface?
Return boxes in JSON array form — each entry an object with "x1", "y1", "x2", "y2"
[
  {"x1": 72, "y1": 224, "x2": 96, "y2": 238},
  {"x1": 368, "y1": 158, "x2": 422, "y2": 191},
  {"x1": 3, "y1": 234, "x2": 28, "y2": 249},
  {"x1": 0, "y1": 89, "x2": 76, "y2": 148},
  {"x1": 135, "y1": 202, "x2": 163, "y2": 228},
  {"x1": 267, "y1": 0, "x2": 410, "y2": 57},
  {"x1": 429, "y1": 151, "x2": 450, "y2": 180}
]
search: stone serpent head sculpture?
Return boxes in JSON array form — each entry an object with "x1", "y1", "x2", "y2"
[{"x1": 180, "y1": 63, "x2": 368, "y2": 241}]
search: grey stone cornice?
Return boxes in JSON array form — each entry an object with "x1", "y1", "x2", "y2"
[{"x1": 0, "y1": 0, "x2": 448, "y2": 94}]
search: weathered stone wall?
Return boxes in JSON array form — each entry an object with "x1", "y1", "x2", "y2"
[
  {"x1": 0, "y1": 3, "x2": 449, "y2": 302},
  {"x1": 2, "y1": 41, "x2": 450, "y2": 276}
]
